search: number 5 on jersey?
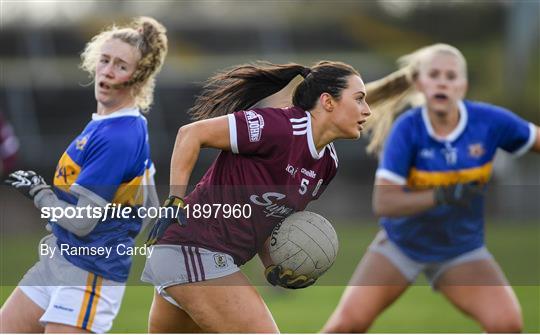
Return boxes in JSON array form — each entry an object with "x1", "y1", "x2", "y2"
[{"x1": 299, "y1": 178, "x2": 323, "y2": 197}]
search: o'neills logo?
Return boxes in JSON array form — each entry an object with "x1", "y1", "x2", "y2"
[
  {"x1": 301, "y1": 168, "x2": 316, "y2": 179},
  {"x1": 244, "y1": 110, "x2": 265, "y2": 142}
]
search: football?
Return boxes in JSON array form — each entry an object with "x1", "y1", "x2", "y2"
[{"x1": 269, "y1": 211, "x2": 338, "y2": 279}]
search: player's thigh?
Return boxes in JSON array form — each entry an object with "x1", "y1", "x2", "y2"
[
  {"x1": 323, "y1": 251, "x2": 410, "y2": 332},
  {"x1": 437, "y1": 258, "x2": 522, "y2": 332},
  {"x1": 165, "y1": 271, "x2": 278, "y2": 333},
  {"x1": 0, "y1": 287, "x2": 45, "y2": 333},
  {"x1": 148, "y1": 291, "x2": 202, "y2": 333}
]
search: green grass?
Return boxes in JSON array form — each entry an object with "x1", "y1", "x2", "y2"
[{"x1": 1, "y1": 222, "x2": 539, "y2": 333}]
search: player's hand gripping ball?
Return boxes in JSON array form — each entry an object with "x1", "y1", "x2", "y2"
[
  {"x1": 266, "y1": 211, "x2": 339, "y2": 289},
  {"x1": 4, "y1": 170, "x2": 51, "y2": 200},
  {"x1": 265, "y1": 264, "x2": 316, "y2": 289}
]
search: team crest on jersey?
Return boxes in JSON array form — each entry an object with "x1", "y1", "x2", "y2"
[
  {"x1": 213, "y1": 254, "x2": 228, "y2": 268},
  {"x1": 468, "y1": 143, "x2": 485, "y2": 158},
  {"x1": 75, "y1": 136, "x2": 88, "y2": 151},
  {"x1": 243, "y1": 110, "x2": 265, "y2": 142}
]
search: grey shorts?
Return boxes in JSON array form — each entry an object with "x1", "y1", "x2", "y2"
[
  {"x1": 369, "y1": 230, "x2": 493, "y2": 288},
  {"x1": 141, "y1": 245, "x2": 240, "y2": 307}
]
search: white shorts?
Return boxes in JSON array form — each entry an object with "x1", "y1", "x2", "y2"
[
  {"x1": 18, "y1": 235, "x2": 125, "y2": 333},
  {"x1": 141, "y1": 245, "x2": 240, "y2": 307},
  {"x1": 369, "y1": 230, "x2": 494, "y2": 288}
]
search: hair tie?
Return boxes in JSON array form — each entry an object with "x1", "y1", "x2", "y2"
[{"x1": 301, "y1": 67, "x2": 311, "y2": 78}]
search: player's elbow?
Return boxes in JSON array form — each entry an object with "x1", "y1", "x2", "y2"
[
  {"x1": 372, "y1": 199, "x2": 390, "y2": 217},
  {"x1": 372, "y1": 184, "x2": 404, "y2": 217},
  {"x1": 68, "y1": 218, "x2": 98, "y2": 237},
  {"x1": 176, "y1": 123, "x2": 203, "y2": 146},
  {"x1": 177, "y1": 124, "x2": 193, "y2": 140},
  {"x1": 72, "y1": 224, "x2": 94, "y2": 237},
  {"x1": 73, "y1": 230, "x2": 91, "y2": 238},
  {"x1": 373, "y1": 195, "x2": 405, "y2": 217},
  {"x1": 372, "y1": 190, "x2": 392, "y2": 217}
]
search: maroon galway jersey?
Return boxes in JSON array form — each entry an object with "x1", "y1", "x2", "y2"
[{"x1": 160, "y1": 107, "x2": 339, "y2": 265}]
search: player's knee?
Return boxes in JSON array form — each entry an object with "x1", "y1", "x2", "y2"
[
  {"x1": 482, "y1": 312, "x2": 523, "y2": 333},
  {"x1": 148, "y1": 308, "x2": 174, "y2": 333},
  {"x1": 147, "y1": 315, "x2": 163, "y2": 333},
  {"x1": 148, "y1": 317, "x2": 180, "y2": 333}
]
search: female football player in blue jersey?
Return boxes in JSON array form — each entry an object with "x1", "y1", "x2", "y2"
[
  {"x1": 1, "y1": 17, "x2": 167, "y2": 333},
  {"x1": 141, "y1": 61, "x2": 373, "y2": 332},
  {"x1": 323, "y1": 43, "x2": 540, "y2": 333}
]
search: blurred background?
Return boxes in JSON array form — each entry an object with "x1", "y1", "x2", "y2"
[{"x1": 1, "y1": 0, "x2": 539, "y2": 332}]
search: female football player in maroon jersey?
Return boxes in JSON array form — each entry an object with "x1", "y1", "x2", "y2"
[
  {"x1": 323, "y1": 44, "x2": 540, "y2": 333},
  {"x1": 142, "y1": 61, "x2": 372, "y2": 332}
]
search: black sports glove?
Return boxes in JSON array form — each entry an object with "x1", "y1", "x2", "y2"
[
  {"x1": 4, "y1": 170, "x2": 51, "y2": 200},
  {"x1": 145, "y1": 195, "x2": 187, "y2": 246},
  {"x1": 265, "y1": 264, "x2": 316, "y2": 289},
  {"x1": 434, "y1": 182, "x2": 484, "y2": 207}
]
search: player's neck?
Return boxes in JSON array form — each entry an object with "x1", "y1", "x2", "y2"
[
  {"x1": 310, "y1": 112, "x2": 333, "y2": 152},
  {"x1": 428, "y1": 106, "x2": 460, "y2": 138},
  {"x1": 96, "y1": 100, "x2": 136, "y2": 116}
]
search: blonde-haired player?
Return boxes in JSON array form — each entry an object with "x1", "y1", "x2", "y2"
[
  {"x1": 324, "y1": 43, "x2": 540, "y2": 333},
  {"x1": 1, "y1": 16, "x2": 167, "y2": 333}
]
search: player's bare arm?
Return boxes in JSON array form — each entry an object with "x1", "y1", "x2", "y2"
[
  {"x1": 533, "y1": 125, "x2": 540, "y2": 152},
  {"x1": 170, "y1": 115, "x2": 230, "y2": 197},
  {"x1": 372, "y1": 177, "x2": 435, "y2": 217}
]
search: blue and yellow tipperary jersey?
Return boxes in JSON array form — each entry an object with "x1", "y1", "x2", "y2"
[
  {"x1": 376, "y1": 100, "x2": 536, "y2": 262},
  {"x1": 51, "y1": 107, "x2": 154, "y2": 282}
]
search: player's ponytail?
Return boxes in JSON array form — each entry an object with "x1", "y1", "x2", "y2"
[
  {"x1": 190, "y1": 60, "x2": 361, "y2": 121},
  {"x1": 363, "y1": 65, "x2": 420, "y2": 154},
  {"x1": 189, "y1": 62, "x2": 307, "y2": 120},
  {"x1": 122, "y1": 16, "x2": 168, "y2": 111},
  {"x1": 364, "y1": 43, "x2": 467, "y2": 154}
]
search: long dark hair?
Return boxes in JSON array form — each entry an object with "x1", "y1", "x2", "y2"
[{"x1": 189, "y1": 61, "x2": 359, "y2": 120}]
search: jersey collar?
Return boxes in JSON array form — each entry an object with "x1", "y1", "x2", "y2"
[
  {"x1": 306, "y1": 111, "x2": 326, "y2": 159},
  {"x1": 92, "y1": 106, "x2": 140, "y2": 121},
  {"x1": 421, "y1": 100, "x2": 468, "y2": 143}
]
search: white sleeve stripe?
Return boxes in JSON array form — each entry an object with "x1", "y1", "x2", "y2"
[
  {"x1": 227, "y1": 114, "x2": 239, "y2": 154},
  {"x1": 512, "y1": 123, "x2": 536, "y2": 157},
  {"x1": 328, "y1": 143, "x2": 339, "y2": 168},
  {"x1": 70, "y1": 184, "x2": 109, "y2": 207},
  {"x1": 375, "y1": 169, "x2": 407, "y2": 185}
]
